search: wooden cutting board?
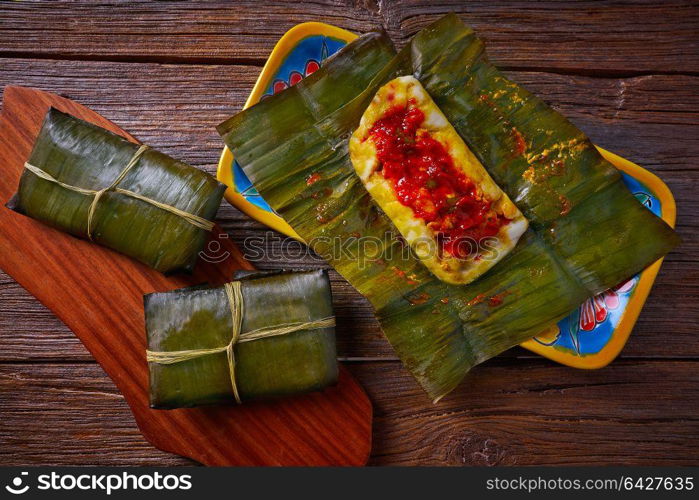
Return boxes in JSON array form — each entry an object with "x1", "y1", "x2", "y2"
[{"x1": 0, "y1": 86, "x2": 372, "y2": 466}]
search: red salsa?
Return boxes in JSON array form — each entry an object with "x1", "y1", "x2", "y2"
[{"x1": 367, "y1": 99, "x2": 508, "y2": 259}]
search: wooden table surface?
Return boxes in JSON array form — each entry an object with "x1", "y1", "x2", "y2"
[{"x1": 1, "y1": 1, "x2": 698, "y2": 466}]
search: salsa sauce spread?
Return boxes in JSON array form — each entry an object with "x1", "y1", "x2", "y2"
[{"x1": 366, "y1": 99, "x2": 509, "y2": 259}]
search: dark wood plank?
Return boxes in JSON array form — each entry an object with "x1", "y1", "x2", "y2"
[
  {"x1": 2, "y1": 360, "x2": 697, "y2": 466},
  {"x1": 1, "y1": 1, "x2": 698, "y2": 73},
  {"x1": 362, "y1": 360, "x2": 699, "y2": 465},
  {"x1": 0, "y1": 362, "x2": 193, "y2": 466},
  {"x1": 0, "y1": 86, "x2": 371, "y2": 466},
  {"x1": 1, "y1": 60, "x2": 696, "y2": 177},
  {"x1": 2, "y1": 260, "x2": 698, "y2": 362}
]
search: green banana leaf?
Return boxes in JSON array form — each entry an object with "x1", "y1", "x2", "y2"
[
  {"x1": 8, "y1": 108, "x2": 226, "y2": 274},
  {"x1": 145, "y1": 269, "x2": 338, "y2": 409},
  {"x1": 404, "y1": 14, "x2": 680, "y2": 294},
  {"x1": 218, "y1": 16, "x2": 679, "y2": 401}
]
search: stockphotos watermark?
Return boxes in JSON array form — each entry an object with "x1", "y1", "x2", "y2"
[
  {"x1": 198, "y1": 231, "x2": 504, "y2": 267},
  {"x1": 3, "y1": 470, "x2": 192, "y2": 496}
]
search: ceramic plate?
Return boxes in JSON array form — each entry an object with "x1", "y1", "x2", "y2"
[{"x1": 217, "y1": 22, "x2": 676, "y2": 369}]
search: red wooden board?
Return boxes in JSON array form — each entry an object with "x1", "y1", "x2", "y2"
[{"x1": 0, "y1": 86, "x2": 372, "y2": 466}]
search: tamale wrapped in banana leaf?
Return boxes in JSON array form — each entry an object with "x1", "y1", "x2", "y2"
[
  {"x1": 8, "y1": 108, "x2": 225, "y2": 274},
  {"x1": 349, "y1": 75, "x2": 528, "y2": 285},
  {"x1": 145, "y1": 269, "x2": 338, "y2": 408},
  {"x1": 218, "y1": 16, "x2": 679, "y2": 401},
  {"x1": 401, "y1": 14, "x2": 680, "y2": 294}
]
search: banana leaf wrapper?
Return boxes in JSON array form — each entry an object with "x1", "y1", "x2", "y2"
[
  {"x1": 218, "y1": 17, "x2": 679, "y2": 401},
  {"x1": 403, "y1": 14, "x2": 680, "y2": 294},
  {"x1": 8, "y1": 108, "x2": 226, "y2": 274},
  {"x1": 145, "y1": 269, "x2": 338, "y2": 408}
]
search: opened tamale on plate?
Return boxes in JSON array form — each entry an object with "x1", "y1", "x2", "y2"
[
  {"x1": 8, "y1": 108, "x2": 225, "y2": 274},
  {"x1": 218, "y1": 15, "x2": 680, "y2": 401},
  {"x1": 349, "y1": 75, "x2": 528, "y2": 285},
  {"x1": 145, "y1": 269, "x2": 338, "y2": 408}
]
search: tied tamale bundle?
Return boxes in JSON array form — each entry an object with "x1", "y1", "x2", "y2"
[
  {"x1": 218, "y1": 16, "x2": 680, "y2": 401},
  {"x1": 8, "y1": 108, "x2": 226, "y2": 274},
  {"x1": 145, "y1": 269, "x2": 338, "y2": 408}
]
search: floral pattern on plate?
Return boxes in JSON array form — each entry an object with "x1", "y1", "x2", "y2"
[
  {"x1": 232, "y1": 35, "x2": 345, "y2": 212},
  {"x1": 227, "y1": 29, "x2": 670, "y2": 365},
  {"x1": 533, "y1": 173, "x2": 662, "y2": 355}
]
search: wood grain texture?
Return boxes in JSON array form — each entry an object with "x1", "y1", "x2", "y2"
[
  {"x1": 0, "y1": 86, "x2": 371, "y2": 466},
  {"x1": 1, "y1": 260, "x2": 697, "y2": 362},
  {"x1": 2, "y1": 360, "x2": 698, "y2": 466},
  {"x1": 0, "y1": 0, "x2": 698, "y2": 466},
  {"x1": 1, "y1": 1, "x2": 698, "y2": 73}
]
